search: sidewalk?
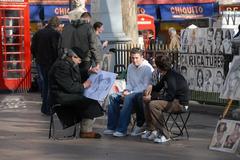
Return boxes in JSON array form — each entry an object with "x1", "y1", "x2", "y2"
[{"x1": 0, "y1": 92, "x2": 239, "y2": 160}]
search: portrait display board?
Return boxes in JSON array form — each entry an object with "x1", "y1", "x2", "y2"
[
  {"x1": 179, "y1": 27, "x2": 235, "y2": 93},
  {"x1": 180, "y1": 28, "x2": 234, "y2": 55},
  {"x1": 220, "y1": 56, "x2": 240, "y2": 100},
  {"x1": 179, "y1": 54, "x2": 224, "y2": 92},
  {"x1": 209, "y1": 119, "x2": 240, "y2": 154},
  {"x1": 84, "y1": 71, "x2": 117, "y2": 102}
]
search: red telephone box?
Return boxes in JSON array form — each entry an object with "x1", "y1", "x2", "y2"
[
  {"x1": 137, "y1": 14, "x2": 156, "y2": 49},
  {"x1": 137, "y1": 14, "x2": 156, "y2": 39},
  {"x1": 0, "y1": 0, "x2": 31, "y2": 91}
]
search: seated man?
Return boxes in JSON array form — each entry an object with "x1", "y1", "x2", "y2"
[
  {"x1": 103, "y1": 48, "x2": 153, "y2": 137},
  {"x1": 143, "y1": 54, "x2": 189, "y2": 143},
  {"x1": 48, "y1": 47, "x2": 104, "y2": 138}
]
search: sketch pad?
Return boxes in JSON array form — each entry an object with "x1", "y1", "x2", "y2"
[{"x1": 84, "y1": 71, "x2": 117, "y2": 102}]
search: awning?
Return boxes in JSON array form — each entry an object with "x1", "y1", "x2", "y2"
[
  {"x1": 159, "y1": 3, "x2": 218, "y2": 21},
  {"x1": 30, "y1": 4, "x2": 91, "y2": 22},
  {"x1": 137, "y1": 4, "x2": 159, "y2": 19}
]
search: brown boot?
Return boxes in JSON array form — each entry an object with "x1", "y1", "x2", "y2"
[{"x1": 80, "y1": 132, "x2": 102, "y2": 139}]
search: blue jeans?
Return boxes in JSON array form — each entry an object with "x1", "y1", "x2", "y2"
[{"x1": 107, "y1": 92, "x2": 144, "y2": 134}]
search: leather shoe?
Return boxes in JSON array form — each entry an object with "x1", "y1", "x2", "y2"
[{"x1": 80, "y1": 132, "x2": 101, "y2": 139}]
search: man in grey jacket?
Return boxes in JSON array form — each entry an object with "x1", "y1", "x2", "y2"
[{"x1": 61, "y1": 12, "x2": 101, "y2": 81}]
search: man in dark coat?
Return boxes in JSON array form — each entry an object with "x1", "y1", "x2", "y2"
[
  {"x1": 31, "y1": 16, "x2": 61, "y2": 115},
  {"x1": 61, "y1": 12, "x2": 101, "y2": 81},
  {"x1": 48, "y1": 48, "x2": 103, "y2": 138},
  {"x1": 143, "y1": 54, "x2": 189, "y2": 143}
]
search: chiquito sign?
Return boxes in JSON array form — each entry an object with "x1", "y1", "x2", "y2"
[
  {"x1": 160, "y1": 3, "x2": 216, "y2": 21},
  {"x1": 170, "y1": 5, "x2": 204, "y2": 19}
]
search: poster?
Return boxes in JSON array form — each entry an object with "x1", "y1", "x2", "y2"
[
  {"x1": 179, "y1": 54, "x2": 224, "y2": 92},
  {"x1": 209, "y1": 119, "x2": 240, "y2": 153},
  {"x1": 180, "y1": 28, "x2": 234, "y2": 55},
  {"x1": 220, "y1": 56, "x2": 240, "y2": 100},
  {"x1": 84, "y1": 70, "x2": 117, "y2": 102}
]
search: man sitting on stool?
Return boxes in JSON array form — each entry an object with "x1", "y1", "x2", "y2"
[
  {"x1": 143, "y1": 54, "x2": 189, "y2": 143},
  {"x1": 48, "y1": 48, "x2": 104, "y2": 138}
]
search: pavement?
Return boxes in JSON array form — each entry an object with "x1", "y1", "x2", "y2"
[{"x1": 0, "y1": 92, "x2": 239, "y2": 160}]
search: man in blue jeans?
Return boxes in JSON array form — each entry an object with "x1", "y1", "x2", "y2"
[{"x1": 103, "y1": 48, "x2": 153, "y2": 137}]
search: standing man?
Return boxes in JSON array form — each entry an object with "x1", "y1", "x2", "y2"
[
  {"x1": 31, "y1": 16, "x2": 61, "y2": 115},
  {"x1": 103, "y1": 48, "x2": 153, "y2": 137},
  {"x1": 61, "y1": 12, "x2": 101, "y2": 81},
  {"x1": 143, "y1": 55, "x2": 189, "y2": 143}
]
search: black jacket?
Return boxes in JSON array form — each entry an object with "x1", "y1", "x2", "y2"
[
  {"x1": 152, "y1": 69, "x2": 189, "y2": 105},
  {"x1": 48, "y1": 57, "x2": 103, "y2": 128},
  {"x1": 61, "y1": 20, "x2": 101, "y2": 64},
  {"x1": 31, "y1": 25, "x2": 61, "y2": 71}
]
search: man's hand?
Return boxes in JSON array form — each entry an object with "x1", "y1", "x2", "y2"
[
  {"x1": 121, "y1": 90, "x2": 130, "y2": 100},
  {"x1": 83, "y1": 79, "x2": 92, "y2": 88},
  {"x1": 89, "y1": 64, "x2": 100, "y2": 73},
  {"x1": 143, "y1": 95, "x2": 151, "y2": 102},
  {"x1": 144, "y1": 85, "x2": 153, "y2": 96},
  {"x1": 102, "y1": 41, "x2": 108, "y2": 48}
]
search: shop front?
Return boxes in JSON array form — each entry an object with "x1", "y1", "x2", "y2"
[
  {"x1": 158, "y1": 2, "x2": 218, "y2": 44},
  {"x1": 136, "y1": 0, "x2": 217, "y2": 44}
]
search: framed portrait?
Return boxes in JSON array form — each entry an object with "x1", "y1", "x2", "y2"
[{"x1": 209, "y1": 119, "x2": 240, "y2": 153}]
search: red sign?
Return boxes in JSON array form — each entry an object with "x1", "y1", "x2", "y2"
[
  {"x1": 137, "y1": 14, "x2": 155, "y2": 39},
  {"x1": 136, "y1": 0, "x2": 215, "y2": 4},
  {"x1": 219, "y1": 5, "x2": 240, "y2": 11}
]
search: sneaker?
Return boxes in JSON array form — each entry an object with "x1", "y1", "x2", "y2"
[
  {"x1": 113, "y1": 131, "x2": 127, "y2": 137},
  {"x1": 154, "y1": 135, "x2": 170, "y2": 143},
  {"x1": 141, "y1": 130, "x2": 152, "y2": 139},
  {"x1": 148, "y1": 130, "x2": 158, "y2": 140},
  {"x1": 130, "y1": 126, "x2": 144, "y2": 136},
  {"x1": 103, "y1": 129, "x2": 115, "y2": 135}
]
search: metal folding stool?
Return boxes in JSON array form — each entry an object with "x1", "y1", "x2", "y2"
[
  {"x1": 164, "y1": 108, "x2": 191, "y2": 138},
  {"x1": 48, "y1": 104, "x2": 78, "y2": 140}
]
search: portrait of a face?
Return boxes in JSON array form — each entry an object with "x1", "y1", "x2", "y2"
[{"x1": 220, "y1": 56, "x2": 240, "y2": 100}]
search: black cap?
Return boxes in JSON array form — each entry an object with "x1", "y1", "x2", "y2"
[{"x1": 70, "y1": 47, "x2": 85, "y2": 59}]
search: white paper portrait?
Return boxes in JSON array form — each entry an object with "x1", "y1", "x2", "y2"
[
  {"x1": 84, "y1": 71, "x2": 117, "y2": 102},
  {"x1": 220, "y1": 56, "x2": 240, "y2": 100}
]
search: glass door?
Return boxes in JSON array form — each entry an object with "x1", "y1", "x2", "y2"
[{"x1": 1, "y1": 9, "x2": 25, "y2": 78}]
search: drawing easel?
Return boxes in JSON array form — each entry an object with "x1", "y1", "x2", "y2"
[{"x1": 221, "y1": 99, "x2": 233, "y2": 119}]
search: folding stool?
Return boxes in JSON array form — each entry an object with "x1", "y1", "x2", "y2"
[
  {"x1": 48, "y1": 104, "x2": 78, "y2": 140},
  {"x1": 164, "y1": 108, "x2": 191, "y2": 139}
]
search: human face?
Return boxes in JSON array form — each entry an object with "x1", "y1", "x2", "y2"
[
  {"x1": 205, "y1": 70, "x2": 211, "y2": 81},
  {"x1": 197, "y1": 70, "x2": 203, "y2": 86},
  {"x1": 216, "y1": 72, "x2": 223, "y2": 84},
  {"x1": 228, "y1": 74, "x2": 239, "y2": 92},
  {"x1": 71, "y1": 55, "x2": 81, "y2": 64},
  {"x1": 159, "y1": 69, "x2": 167, "y2": 76},
  {"x1": 131, "y1": 53, "x2": 143, "y2": 67},
  {"x1": 97, "y1": 25, "x2": 104, "y2": 34}
]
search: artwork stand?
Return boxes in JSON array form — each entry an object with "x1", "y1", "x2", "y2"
[{"x1": 221, "y1": 99, "x2": 233, "y2": 119}]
